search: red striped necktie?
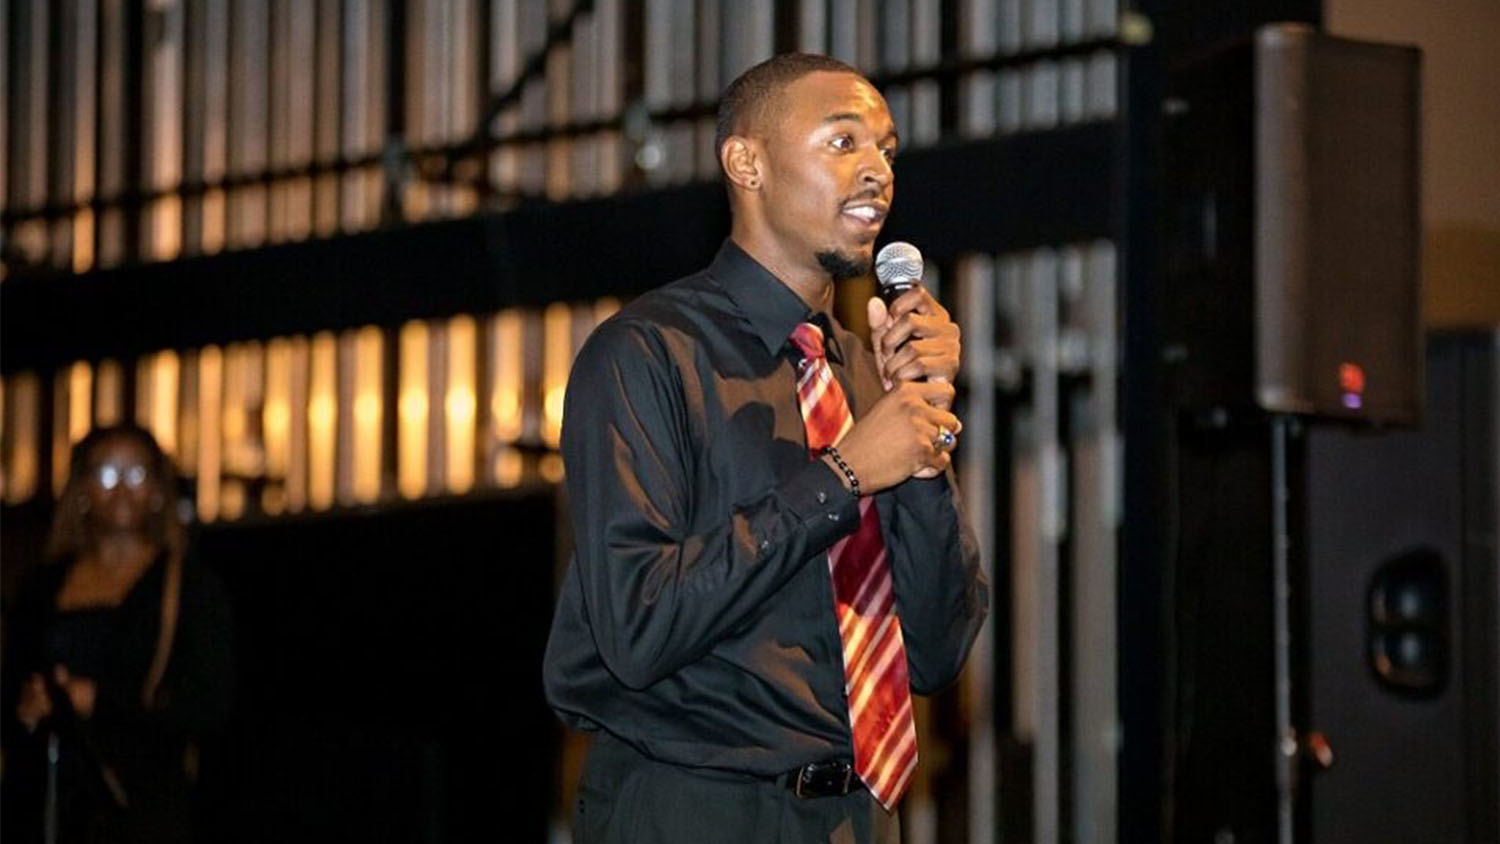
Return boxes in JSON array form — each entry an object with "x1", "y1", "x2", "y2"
[{"x1": 789, "y1": 321, "x2": 918, "y2": 810}]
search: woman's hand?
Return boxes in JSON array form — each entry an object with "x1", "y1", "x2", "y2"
[
  {"x1": 53, "y1": 665, "x2": 97, "y2": 720},
  {"x1": 16, "y1": 673, "x2": 51, "y2": 732}
]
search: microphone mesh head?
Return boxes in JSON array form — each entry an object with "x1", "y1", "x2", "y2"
[{"x1": 875, "y1": 241, "x2": 924, "y2": 290}]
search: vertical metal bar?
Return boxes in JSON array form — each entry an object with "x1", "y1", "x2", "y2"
[
  {"x1": 1272, "y1": 414, "x2": 1295, "y2": 844},
  {"x1": 909, "y1": 0, "x2": 940, "y2": 148},
  {"x1": 879, "y1": 0, "x2": 911, "y2": 143},
  {"x1": 363, "y1": 0, "x2": 386, "y2": 223},
  {"x1": 181, "y1": 0, "x2": 204, "y2": 253},
  {"x1": 44, "y1": 733, "x2": 60, "y2": 844},
  {"x1": 424, "y1": 0, "x2": 451, "y2": 213},
  {"x1": 154, "y1": 0, "x2": 184, "y2": 261},
  {"x1": 73, "y1": 0, "x2": 99, "y2": 268},
  {"x1": 0, "y1": 0, "x2": 10, "y2": 227},
  {"x1": 336, "y1": 329, "x2": 358, "y2": 505},
  {"x1": 641, "y1": 0, "x2": 670, "y2": 186},
  {"x1": 269, "y1": 0, "x2": 292, "y2": 242},
  {"x1": 828, "y1": 0, "x2": 856, "y2": 64},
  {"x1": 692, "y1": 0, "x2": 720, "y2": 180},
  {"x1": 452, "y1": 0, "x2": 480, "y2": 210},
  {"x1": 201, "y1": 0, "x2": 228, "y2": 253},
  {"x1": 959, "y1": 253, "x2": 998, "y2": 844},
  {"x1": 854, "y1": 0, "x2": 876, "y2": 68},
  {"x1": 48, "y1": 0, "x2": 72, "y2": 270},
  {"x1": 666, "y1": 0, "x2": 693, "y2": 184},
  {"x1": 1086, "y1": 48, "x2": 1116, "y2": 120},
  {"x1": 1086, "y1": 0, "x2": 1115, "y2": 38},
  {"x1": 516, "y1": 0, "x2": 546, "y2": 195},
  {"x1": 1001, "y1": 251, "x2": 1038, "y2": 842},
  {"x1": 286, "y1": 0, "x2": 315, "y2": 238},
  {"x1": 342, "y1": 0, "x2": 370, "y2": 229},
  {"x1": 1060, "y1": 0, "x2": 1082, "y2": 43},
  {"x1": 797, "y1": 0, "x2": 826, "y2": 53},
  {"x1": 96, "y1": 0, "x2": 125, "y2": 264},
  {"x1": 1069, "y1": 240, "x2": 1119, "y2": 844},
  {"x1": 1025, "y1": 59, "x2": 1059, "y2": 130},
  {"x1": 1060, "y1": 56, "x2": 1084, "y2": 124},
  {"x1": 490, "y1": 0, "x2": 519, "y2": 196},
  {"x1": 1027, "y1": 0, "x2": 1058, "y2": 48},
  {"x1": 426, "y1": 319, "x2": 448, "y2": 497},
  {"x1": 544, "y1": 0, "x2": 572, "y2": 199},
  {"x1": 1034, "y1": 248, "x2": 1064, "y2": 844},
  {"x1": 957, "y1": 0, "x2": 995, "y2": 138},
  {"x1": 595, "y1": 0, "x2": 622, "y2": 193},
  {"x1": 569, "y1": 0, "x2": 598, "y2": 195},
  {"x1": 313, "y1": 0, "x2": 341, "y2": 235},
  {"x1": 230, "y1": 0, "x2": 268, "y2": 248}
]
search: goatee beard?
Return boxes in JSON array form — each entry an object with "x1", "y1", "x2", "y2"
[{"x1": 815, "y1": 249, "x2": 871, "y2": 282}]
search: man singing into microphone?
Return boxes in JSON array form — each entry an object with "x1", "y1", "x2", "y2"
[{"x1": 543, "y1": 53, "x2": 988, "y2": 843}]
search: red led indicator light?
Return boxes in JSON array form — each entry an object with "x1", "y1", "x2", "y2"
[
  {"x1": 1340, "y1": 362, "x2": 1366, "y2": 410},
  {"x1": 1339, "y1": 363, "x2": 1366, "y2": 394}
]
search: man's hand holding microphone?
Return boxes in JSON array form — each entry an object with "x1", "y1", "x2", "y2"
[{"x1": 823, "y1": 242, "x2": 963, "y2": 494}]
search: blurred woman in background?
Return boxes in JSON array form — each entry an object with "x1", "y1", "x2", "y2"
[{"x1": 2, "y1": 423, "x2": 233, "y2": 844}]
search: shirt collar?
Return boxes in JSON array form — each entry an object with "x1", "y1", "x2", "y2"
[{"x1": 708, "y1": 239, "x2": 846, "y2": 364}]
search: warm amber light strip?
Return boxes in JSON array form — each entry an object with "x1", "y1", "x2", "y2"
[
  {"x1": 446, "y1": 315, "x2": 477, "y2": 495},
  {"x1": 353, "y1": 326, "x2": 383, "y2": 503},
  {"x1": 197, "y1": 347, "x2": 224, "y2": 522},
  {"x1": 308, "y1": 333, "x2": 338, "y2": 511},
  {"x1": 286, "y1": 337, "x2": 310, "y2": 513},
  {"x1": 398, "y1": 321, "x2": 429, "y2": 500},
  {"x1": 264, "y1": 339, "x2": 292, "y2": 479},
  {"x1": 68, "y1": 362, "x2": 92, "y2": 446},
  {"x1": 542, "y1": 303, "x2": 571, "y2": 449},
  {"x1": 490, "y1": 310, "x2": 524, "y2": 444},
  {"x1": 3, "y1": 374, "x2": 40, "y2": 503},
  {"x1": 94, "y1": 359, "x2": 123, "y2": 427},
  {"x1": 135, "y1": 351, "x2": 181, "y2": 460}
]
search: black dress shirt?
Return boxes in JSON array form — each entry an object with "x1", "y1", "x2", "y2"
[{"x1": 543, "y1": 239, "x2": 989, "y2": 777}]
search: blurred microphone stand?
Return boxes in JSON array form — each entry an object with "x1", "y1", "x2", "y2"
[{"x1": 40, "y1": 673, "x2": 131, "y2": 844}]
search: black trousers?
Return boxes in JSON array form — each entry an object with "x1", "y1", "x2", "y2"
[{"x1": 574, "y1": 733, "x2": 901, "y2": 844}]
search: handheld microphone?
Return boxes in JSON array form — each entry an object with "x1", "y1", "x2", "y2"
[{"x1": 874, "y1": 241, "x2": 924, "y2": 306}]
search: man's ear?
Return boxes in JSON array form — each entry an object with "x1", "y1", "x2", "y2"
[{"x1": 721, "y1": 136, "x2": 763, "y2": 191}]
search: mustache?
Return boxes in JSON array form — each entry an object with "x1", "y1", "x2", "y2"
[{"x1": 840, "y1": 188, "x2": 885, "y2": 205}]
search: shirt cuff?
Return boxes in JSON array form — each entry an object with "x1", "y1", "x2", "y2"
[
  {"x1": 894, "y1": 469, "x2": 955, "y2": 511},
  {"x1": 781, "y1": 459, "x2": 861, "y2": 551}
]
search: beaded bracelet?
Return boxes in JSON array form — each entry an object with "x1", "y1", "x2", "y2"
[{"x1": 821, "y1": 445, "x2": 861, "y2": 498}]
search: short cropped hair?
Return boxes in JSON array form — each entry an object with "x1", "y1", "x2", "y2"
[{"x1": 714, "y1": 53, "x2": 863, "y2": 158}]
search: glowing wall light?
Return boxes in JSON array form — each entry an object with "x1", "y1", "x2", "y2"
[
  {"x1": 398, "y1": 320, "x2": 430, "y2": 500},
  {"x1": 263, "y1": 338, "x2": 293, "y2": 516},
  {"x1": 353, "y1": 326, "x2": 383, "y2": 503},
  {"x1": 446, "y1": 315, "x2": 477, "y2": 494},
  {"x1": 286, "y1": 336, "x2": 311, "y2": 513},
  {"x1": 308, "y1": 332, "x2": 338, "y2": 510},
  {"x1": 197, "y1": 346, "x2": 223, "y2": 521},
  {"x1": 489, "y1": 310, "x2": 525, "y2": 488},
  {"x1": 94, "y1": 359, "x2": 123, "y2": 427},
  {"x1": 135, "y1": 351, "x2": 181, "y2": 459},
  {"x1": 542, "y1": 303, "x2": 571, "y2": 450},
  {"x1": 2, "y1": 374, "x2": 41, "y2": 503},
  {"x1": 52, "y1": 362, "x2": 93, "y2": 496}
]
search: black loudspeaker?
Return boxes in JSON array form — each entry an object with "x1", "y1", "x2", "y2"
[
  {"x1": 1163, "y1": 24, "x2": 1422, "y2": 424},
  {"x1": 1167, "y1": 333, "x2": 1499, "y2": 843},
  {"x1": 1302, "y1": 331, "x2": 1500, "y2": 843}
]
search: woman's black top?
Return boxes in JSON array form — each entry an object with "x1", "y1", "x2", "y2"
[{"x1": 1, "y1": 553, "x2": 233, "y2": 844}]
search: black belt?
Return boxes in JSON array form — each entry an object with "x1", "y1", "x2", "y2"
[{"x1": 776, "y1": 760, "x2": 860, "y2": 798}]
